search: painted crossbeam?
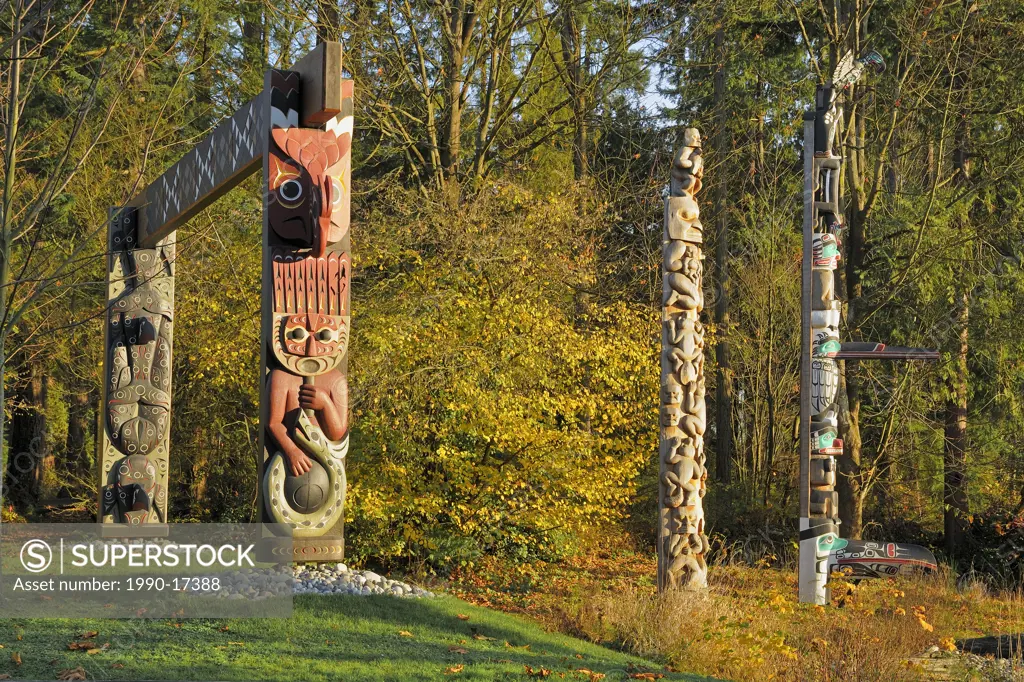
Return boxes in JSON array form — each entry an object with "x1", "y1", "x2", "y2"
[
  {"x1": 134, "y1": 42, "x2": 344, "y2": 248},
  {"x1": 132, "y1": 94, "x2": 265, "y2": 248}
]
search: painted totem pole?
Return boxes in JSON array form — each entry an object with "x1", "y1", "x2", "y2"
[
  {"x1": 658, "y1": 128, "x2": 709, "y2": 591},
  {"x1": 798, "y1": 52, "x2": 938, "y2": 603},
  {"x1": 259, "y1": 68, "x2": 353, "y2": 561}
]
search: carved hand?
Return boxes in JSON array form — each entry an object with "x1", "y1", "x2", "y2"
[
  {"x1": 283, "y1": 448, "x2": 313, "y2": 477},
  {"x1": 298, "y1": 384, "x2": 330, "y2": 411}
]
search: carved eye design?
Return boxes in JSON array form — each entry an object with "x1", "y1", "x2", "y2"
[
  {"x1": 279, "y1": 178, "x2": 304, "y2": 208},
  {"x1": 288, "y1": 327, "x2": 309, "y2": 341},
  {"x1": 330, "y1": 177, "x2": 343, "y2": 209},
  {"x1": 317, "y1": 328, "x2": 336, "y2": 343}
]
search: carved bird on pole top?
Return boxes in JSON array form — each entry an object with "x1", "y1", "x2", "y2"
[{"x1": 831, "y1": 50, "x2": 885, "y2": 91}]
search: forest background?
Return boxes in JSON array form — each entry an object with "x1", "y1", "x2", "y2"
[{"x1": 2, "y1": 0, "x2": 1024, "y2": 582}]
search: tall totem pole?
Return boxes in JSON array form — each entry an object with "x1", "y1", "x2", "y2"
[
  {"x1": 258, "y1": 65, "x2": 352, "y2": 560},
  {"x1": 98, "y1": 44, "x2": 353, "y2": 560},
  {"x1": 798, "y1": 52, "x2": 938, "y2": 603},
  {"x1": 658, "y1": 129, "x2": 710, "y2": 591}
]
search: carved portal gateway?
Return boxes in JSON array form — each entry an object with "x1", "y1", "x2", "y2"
[{"x1": 98, "y1": 43, "x2": 352, "y2": 559}]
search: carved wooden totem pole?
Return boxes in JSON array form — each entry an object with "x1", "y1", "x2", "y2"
[
  {"x1": 259, "y1": 68, "x2": 352, "y2": 560},
  {"x1": 98, "y1": 208, "x2": 174, "y2": 528},
  {"x1": 658, "y1": 129, "x2": 709, "y2": 591},
  {"x1": 98, "y1": 44, "x2": 353, "y2": 558},
  {"x1": 798, "y1": 52, "x2": 938, "y2": 603}
]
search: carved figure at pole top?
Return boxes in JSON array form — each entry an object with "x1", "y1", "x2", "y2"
[
  {"x1": 659, "y1": 128, "x2": 709, "y2": 591},
  {"x1": 262, "y1": 71, "x2": 352, "y2": 543}
]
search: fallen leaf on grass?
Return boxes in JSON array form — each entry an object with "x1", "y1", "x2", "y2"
[
  {"x1": 471, "y1": 633, "x2": 495, "y2": 641},
  {"x1": 86, "y1": 649, "x2": 102, "y2": 655},
  {"x1": 218, "y1": 626, "x2": 230, "y2": 632},
  {"x1": 0, "y1": 674, "x2": 10, "y2": 680},
  {"x1": 576, "y1": 669, "x2": 605, "y2": 681},
  {"x1": 57, "y1": 667, "x2": 87, "y2": 681},
  {"x1": 111, "y1": 664, "x2": 125, "y2": 669},
  {"x1": 456, "y1": 614, "x2": 470, "y2": 621},
  {"x1": 524, "y1": 665, "x2": 551, "y2": 677},
  {"x1": 10, "y1": 651, "x2": 21, "y2": 666},
  {"x1": 444, "y1": 665, "x2": 464, "y2": 674},
  {"x1": 504, "y1": 641, "x2": 530, "y2": 650},
  {"x1": 78, "y1": 631, "x2": 98, "y2": 639},
  {"x1": 228, "y1": 641, "x2": 245, "y2": 646},
  {"x1": 448, "y1": 646, "x2": 469, "y2": 654},
  {"x1": 627, "y1": 674, "x2": 664, "y2": 680},
  {"x1": 398, "y1": 631, "x2": 414, "y2": 638},
  {"x1": 68, "y1": 641, "x2": 95, "y2": 651}
]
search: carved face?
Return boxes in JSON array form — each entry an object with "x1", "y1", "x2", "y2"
[
  {"x1": 661, "y1": 380, "x2": 683, "y2": 406},
  {"x1": 660, "y1": 405, "x2": 682, "y2": 428},
  {"x1": 273, "y1": 314, "x2": 348, "y2": 376},
  {"x1": 269, "y1": 127, "x2": 351, "y2": 256},
  {"x1": 282, "y1": 313, "x2": 345, "y2": 357}
]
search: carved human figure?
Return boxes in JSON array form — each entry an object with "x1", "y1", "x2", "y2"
[
  {"x1": 663, "y1": 317, "x2": 704, "y2": 385},
  {"x1": 664, "y1": 242, "x2": 703, "y2": 309}
]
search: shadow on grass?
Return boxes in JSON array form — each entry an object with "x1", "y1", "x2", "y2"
[{"x1": 0, "y1": 595, "x2": 718, "y2": 682}]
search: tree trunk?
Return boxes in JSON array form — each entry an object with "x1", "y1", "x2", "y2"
[
  {"x1": 66, "y1": 391, "x2": 91, "y2": 476},
  {"x1": 944, "y1": 290, "x2": 969, "y2": 553},
  {"x1": 29, "y1": 366, "x2": 54, "y2": 500},
  {"x1": 944, "y1": 2, "x2": 974, "y2": 556},
  {"x1": 440, "y1": 4, "x2": 474, "y2": 180},
  {"x1": 241, "y1": 3, "x2": 265, "y2": 96},
  {"x1": 712, "y1": 19, "x2": 732, "y2": 483},
  {"x1": 560, "y1": 4, "x2": 587, "y2": 180},
  {"x1": 837, "y1": 363, "x2": 863, "y2": 539},
  {"x1": 0, "y1": 3, "x2": 22, "y2": 491},
  {"x1": 944, "y1": 114, "x2": 971, "y2": 554},
  {"x1": 317, "y1": 1, "x2": 340, "y2": 43}
]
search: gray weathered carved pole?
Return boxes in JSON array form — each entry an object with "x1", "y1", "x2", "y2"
[{"x1": 658, "y1": 129, "x2": 709, "y2": 591}]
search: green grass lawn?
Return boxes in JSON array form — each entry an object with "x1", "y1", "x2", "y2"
[{"x1": 0, "y1": 594, "x2": 714, "y2": 681}]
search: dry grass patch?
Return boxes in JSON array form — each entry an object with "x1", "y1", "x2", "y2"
[{"x1": 447, "y1": 550, "x2": 1024, "y2": 681}]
